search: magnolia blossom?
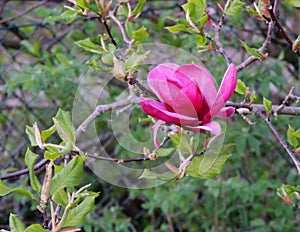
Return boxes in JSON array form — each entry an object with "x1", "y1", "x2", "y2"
[{"x1": 140, "y1": 63, "x2": 237, "y2": 141}]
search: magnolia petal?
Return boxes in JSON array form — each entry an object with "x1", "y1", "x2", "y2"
[
  {"x1": 140, "y1": 98, "x2": 198, "y2": 125},
  {"x1": 153, "y1": 120, "x2": 165, "y2": 148},
  {"x1": 174, "y1": 64, "x2": 217, "y2": 108},
  {"x1": 147, "y1": 63, "x2": 179, "y2": 103},
  {"x1": 210, "y1": 64, "x2": 237, "y2": 116},
  {"x1": 214, "y1": 107, "x2": 235, "y2": 120},
  {"x1": 184, "y1": 121, "x2": 221, "y2": 135}
]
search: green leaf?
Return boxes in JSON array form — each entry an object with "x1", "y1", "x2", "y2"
[
  {"x1": 64, "y1": 195, "x2": 98, "y2": 227},
  {"x1": 241, "y1": 40, "x2": 263, "y2": 58},
  {"x1": 124, "y1": 51, "x2": 150, "y2": 73},
  {"x1": 25, "y1": 125, "x2": 38, "y2": 147},
  {"x1": 235, "y1": 79, "x2": 247, "y2": 94},
  {"x1": 169, "y1": 133, "x2": 193, "y2": 154},
  {"x1": 101, "y1": 53, "x2": 114, "y2": 66},
  {"x1": 263, "y1": 97, "x2": 272, "y2": 113},
  {"x1": 155, "y1": 148, "x2": 176, "y2": 158},
  {"x1": 76, "y1": 0, "x2": 101, "y2": 14},
  {"x1": 287, "y1": 125, "x2": 299, "y2": 148},
  {"x1": 75, "y1": 38, "x2": 103, "y2": 55},
  {"x1": 182, "y1": 0, "x2": 206, "y2": 23},
  {"x1": 53, "y1": 109, "x2": 76, "y2": 145},
  {"x1": 24, "y1": 149, "x2": 41, "y2": 193},
  {"x1": 250, "y1": 91, "x2": 257, "y2": 102},
  {"x1": 187, "y1": 133, "x2": 231, "y2": 179},
  {"x1": 24, "y1": 224, "x2": 50, "y2": 232},
  {"x1": 133, "y1": 27, "x2": 149, "y2": 42},
  {"x1": 44, "y1": 150, "x2": 61, "y2": 161},
  {"x1": 49, "y1": 10, "x2": 78, "y2": 24},
  {"x1": 139, "y1": 169, "x2": 177, "y2": 181},
  {"x1": 41, "y1": 125, "x2": 56, "y2": 142},
  {"x1": 20, "y1": 39, "x2": 41, "y2": 57},
  {"x1": 165, "y1": 24, "x2": 188, "y2": 33},
  {"x1": 50, "y1": 156, "x2": 85, "y2": 195},
  {"x1": 196, "y1": 34, "x2": 207, "y2": 47},
  {"x1": 131, "y1": 0, "x2": 147, "y2": 16},
  {"x1": 284, "y1": 0, "x2": 300, "y2": 7},
  {"x1": 52, "y1": 188, "x2": 68, "y2": 207},
  {"x1": 9, "y1": 214, "x2": 25, "y2": 232},
  {"x1": 0, "y1": 180, "x2": 36, "y2": 200},
  {"x1": 224, "y1": 0, "x2": 245, "y2": 16}
]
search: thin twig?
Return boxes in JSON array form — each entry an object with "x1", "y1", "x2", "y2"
[
  {"x1": 237, "y1": 21, "x2": 274, "y2": 71},
  {"x1": 211, "y1": 10, "x2": 231, "y2": 65},
  {"x1": 76, "y1": 98, "x2": 139, "y2": 137},
  {"x1": 0, "y1": 158, "x2": 48, "y2": 180},
  {"x1": 0, "y1": 0, "x2": 49, "y2": 24},
  {"x1": 255, "y1": 111, "x2": 300, "y2": 176},
  {"x1": 87, "y1": 153, "x2": 150, "y2": 163},
  {"x1": 101, "y1": 18, "x2": 118, "y2": 48},
  {"x1": 107, "y1": 11, "x2": 134, "y2": 46},
  {"x1": 268, "y1": 5, "x2": 300, "y2": 57},
  {"x1": 226, "y1": 102, "x2": 300, "y2": 116}
]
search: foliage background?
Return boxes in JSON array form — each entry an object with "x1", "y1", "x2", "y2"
[{"x1": 0, "y1": 0, "x2": 300, "y2": 231}]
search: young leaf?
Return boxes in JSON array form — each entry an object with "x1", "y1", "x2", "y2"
[
  {"x1": 187, "y1": 133, "x2": 231, "y2": 179},
  {"x1": 49, "y1": 10, "x2": 78, "y2": 24},
  {"x1": 25, "y1": 125, "x2": 38, "y2": 147},
  {"x1": 41, "y1": 125, "x2": 56, "y2": 142},
  {"x1": 241, "y1": 40, "x2": 263, "y2": 59},
  {"x1": 133, "y1": 27, "x2": 149, "y2": 42},
  {"x1": 287, "y1": 125, "x2": 298, "y2": 148},
  {"x1": 225, "y1": 0, "x2": 245, "y2": 16},
  {"x1": 131, "y1": 0, "x2": 147, "y2": 17},
  {"x1": 52, "y1": 188, "x2": 68, "y2": 207},
  {"x1": 0, "y1": 180, "x2": 36, "y2": 200},
  {"x1": 165, "y1": 24, "x2": 188, "y2": 33},
  {"x1": 112, "y1": 57, "x2": 126, "y2": 81},
  {"x1": 124, "y1": 51, "x2": 150, "y2": 73},
  {"x1": 24, "y1": 224, "x2": 50, "y2": 232},
  {"x1": 75, "y1": 38, "x2": 103, "y2": 54},
  {"x1": 24, "y1": 148, "x2": 42, "y2": 193},
  {"x1": 182, "y1": 0, "x2": 206, "y2": 23},
  {"x1": 9, "y1": 214, "x2": 25, "y2": 232},
  {"x1": 53, "y1": 109, "x2": 76, "y2": 145},
  {"x1": 63, "y1": 195, "x2": 98, "y2": 227},
  {"x1": 50, "y1": 156, "x2": 85, "y2": 195},
  {"x1": 263, "y1": 97, "x2": 272, "y2": 113},
  {"x1": 169, "y1": 133, "x2": 193, "y2": 154},
  {"x1": 284, "y1": 0, "x2": 300, "y2": 7},
  {"x1": 139, "y1": 169, "x2": 177, "y2": 181},
  {"x1": 155, "y1": 148, "x2": 176, "y2": 158},
  {"x1": 235, "y1": 79, "x2": 247, "y2": 95}
]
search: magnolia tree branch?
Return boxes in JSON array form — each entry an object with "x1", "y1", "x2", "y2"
[
  {"x1": 255, "y1": 110, "x2": 300, "y2": 176},
  {"x1": 236, "y1": 20, "x2": 274, "y2": 71},
  {"x1": 76, "y1": 98, "x2": 139, "y2": 137},
  {"x1": 267, "y1": 4, "x2": 300, "y2": 57},
  {"x1": 226, "y1": 102, "x2": 300, "y2": 116}
]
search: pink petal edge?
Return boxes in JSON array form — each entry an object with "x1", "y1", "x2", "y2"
[
  {"x1": 184, "y1": 121, "x2": 221, "y2": 135},
  {"x1": 210, "y1": 63, "x2": 237, "y2": 116}
]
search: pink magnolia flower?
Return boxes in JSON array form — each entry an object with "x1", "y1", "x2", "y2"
[{"x1": 140, "y1": 63, "x2": 237, "y2": 140}]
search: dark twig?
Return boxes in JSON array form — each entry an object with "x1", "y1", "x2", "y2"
[
  {"x1": 255, "y1": 111, "x2": 300, "y2": 176},
  {"x1": 101, "y1": 18, "x2": 118, "y2": 48},
  {"x1": 107, "y1": 11, "x2": 133, "y2": 46},
  {"x1": 268, "y1": 5, "x2": 300, "y2": 57},
  {"x1": 0, "y1": 158, "x2": 48, "y2": 180},
  {"x1": 87, "y1": 153, "x2": 150, "y2": 163}
]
